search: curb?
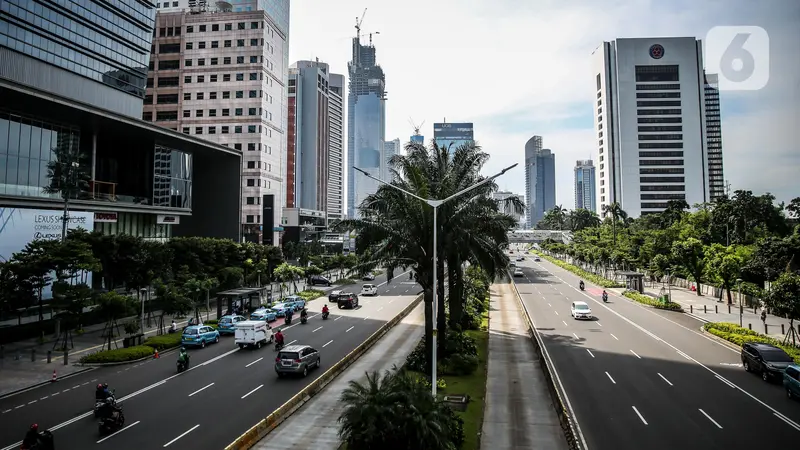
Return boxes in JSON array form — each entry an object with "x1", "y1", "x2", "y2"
[
  {"x1": 224, "y1": 293, "x2": 425, "y2": 450},
  {"x1": 699, "y1": 327, "x2": 744, "y2": 351},
  {"x1": 0, "y1": 366, "x2": 96, "y2": 400},
  {"x1": 507, "y1": 272, "x2": 583, "y2": 450}
]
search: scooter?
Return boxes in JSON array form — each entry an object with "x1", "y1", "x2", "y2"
[
  {"x1": 285, "y1": 315, "x2": 293, "y2": 325},
  {"x1": 94, "y1": 391, "x2": 116, "y2": 417},
  {"x1": 322, "y1": 311, "x2": 329, "y2": 320},
  {"x1": 579, "y1": 283, "x2": 585, "y2": 291},
  {"x1": 300, "y1": 316, "x2": 308, "y2": 324},
  {"x1": 98, "y1": 408, "x2": 125, "y2": 435},
  {"x1": 20, "y1": 430, "x2": 54, "y2": 450},
  {"x1": 275, "y1": 341, "x2": 284, "y2": 351},
  {"x1": 602, "y1": 293, "x2": 608, "y2": 303},
  {"x1": 177, "y1": 358, "x2": 189, "y2": 373}
]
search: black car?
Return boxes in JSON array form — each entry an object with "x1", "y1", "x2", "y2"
[
  {"x1": 309, "y1": 275, "x2": 332, "y2": 286},
  {"x1": 337, "y1": 292, "x2": 359, "y2": 309},
  {"x1": 328, "y1": 290, "x2": 342, "y2": 302},
  {"x1": 741, "y1": 342, "x2": 794, "y2": 382}
]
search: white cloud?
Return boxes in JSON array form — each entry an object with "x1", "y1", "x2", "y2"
[{"x1": 289, "y1": 0, "x2": 800, "y2": 211}]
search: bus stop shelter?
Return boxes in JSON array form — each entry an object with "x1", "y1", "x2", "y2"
[
  {"x1": 618, "y1": 271, "x2": 645, "y2": 293},
  {"x1": 216, "y1": 286, "x2": 272, "y2": 318}
]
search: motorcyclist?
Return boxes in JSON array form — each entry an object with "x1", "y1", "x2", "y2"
[
  {"x1": 274, "y1": 330, "x2": 284, "y2": 346},
  {"x1": 300, "y1": 308, "x2": 308, "y2": 319},
  {"x1": 602, "y1": 290, "x2": 608, "y2": 301},
  {"x1": 22, "y1": 423, "x2": 41, "y2": 448},
  {"x1": 95, "y1": 383, "x2": 107, "y2": 401},
  {"x1": 169, "y1": 320, "x2": 177, "y2": 333},
  {"x1": 178, "y1": 347, "x2": 189, "y2": 364},
  {"x1": 322, "y1": 304, "x2": 329, "y2": 316},
  {"x1": 579, "y1": 280, "x2": 585, "y2": 290},
  {"x1": 284, "y1": 308, "x2": 293, "y2": 323},
  {"x1": 98, "y1": 396, "x2": 121, "y2": 421}
]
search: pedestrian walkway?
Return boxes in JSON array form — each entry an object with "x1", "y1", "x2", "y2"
[
  {"x1": 637, "y1": 282, "x2": 796, "y2": 339},
  {"x1": 253, "y1": 302, "x2": 424, "y2": 449},
  {"x1": 481, "y1": 282, "x2": 569, "y2": 450}
]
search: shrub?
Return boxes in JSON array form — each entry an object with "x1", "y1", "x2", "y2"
[
  {"x1": 534, "y1": 252, "x2": 624, "y2": 288},
  {"x1": 79, "y1": 346, "x2": 154, "y2": 364},
  {"x1": 461, "y1": 294, "x2": 489, "y2": 331},
  {"x1": 440, "y1": 353, "x2": 479, "y2": 376},
  {"x1": 704, "y1": 322, "x2": 800, "y2": 362},
  {"x1": 297, "y1": 289, "x2": 324, "y2": 301},
  {"x1": 443, "y1": 403, "x2": 465, "y2": 449},
  {"x1": 443, "y1": 331, "x2": 478, "y2": 358},
  {"x1": 623, "y1": 291, "x2": 683, "y2": 311},
  {"x1": 206, "y1": 319, "x2": 218, "y2": 325},
  {"x1": 143, "y1": 333, "x2": 182, "y2": 351},
  {"x1": 335, "y1": 278, "x2": 355, "y2": 285},
  {"x1": 405, "y1": 339, "x2": 426, "y2": 373}
]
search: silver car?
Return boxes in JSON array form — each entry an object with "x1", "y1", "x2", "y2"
[{"x1": 275, "y1": 344, "x2": 321, "y2": 378}]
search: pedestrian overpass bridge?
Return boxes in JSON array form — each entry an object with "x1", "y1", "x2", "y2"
[{"x1": 507, "y1": 230, "x2": 572, "y2": 244}]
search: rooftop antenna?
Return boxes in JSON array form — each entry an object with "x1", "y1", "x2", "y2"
[
  {"x1": 409, "y1": 117, "x2": 425, "y2": 136},
  {"x1": 355, "y1": 8, "x2": 367, "y2": 43}
]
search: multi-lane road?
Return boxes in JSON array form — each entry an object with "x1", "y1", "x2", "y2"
[
  {"x1": 511, "y1": 254, "x2": 800, "y2": 449},
  {"x1": 0, "y1": 273, "x2": 421, "y2": 450}
]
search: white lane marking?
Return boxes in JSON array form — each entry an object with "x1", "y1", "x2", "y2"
[
  {"x1": 573, "y1": 333, "x2": 580, "y2": 340},
  {"x1": 388, "y1": 299, "x2": 395, "y2": 304},
  {"x1": 323, "y1": 340, "x2": 333, "y2": 348},
  {"x1": 548, "y1": 303, "x2": 552, "y2": 307},
  {"x1": 586, "y1": 349, "x2": 595, "y2": 358},
  {"x1": 334, "y1": 316, "x2": 343, "y2": 321},
  {"x1": 50, "y1": 392, "x2": 59, "y2": 396},
  {"x1": 554, "y1": 310, "x2": 559, "y2": 316},
  {"x1": 720, "y1": 362, "x2": 742, "y2": 367},
  {"x1": 605, "y1": 372, "x2": 617, "y2": 384},
  {"x1": 188, "y1": 383, "x2": 214, "y2": 397},
  {"x1": 610, "y1": 333, "x2": 619, "y2": 340},
  {"x1": 346, "y1": 326, "x2": 354, "y2": 333},
  {"x1": 536, "y1": 260, "x2": 800, "y2": 432},
  {"x1": 96, "y1": 420, "x2": 140, "y2": 444},
  {"x1": 312, "y1": 326, "x2": 323, "y2": 333},
  {"x1": 363, "y1": 316, "x2": 369, "y2": 320},
  {"x1": 81, "y1": 382, "x2": 89, "y2": 386},
  {"x1": 405, "y1": 289, "x2": 410, "y2": 293},
  {"x1": 241, "y1": 384, "x2": 263, "y2": 399},
  {"x1": 715, "y1": 375, "x2": 736, "y2": 389},
  {"x1": 699, "y1": 409, "x2": 723, "y2": 429},
  {"x1": 632, "y1": 406, "x2": 648, "y2": 425},
  {"x1": 27, "y1": 400, "x2": 36, "y2": 405},
  {"x1": 1, "y1": 409, "x2": 10, "y2": 414},
  {"x1": 14, "y1": 405, "x2": 23, "y2": 409},
  {"x1": 72, "y1": 385, "x2": 80, "y2": 389},
  {"x1": 562, "y1": 320, "x2": 568, "y2": 327},
  {"x1": 245, "y1": 357, "x2": 263, "y2": 368},
  {"x1": 658, "y1": 373, "x2": 673, "y2": 386},
  {"x1": 200, "y1": 348, "x2": 239, "y2": 367},
  {"x1": 630, "y1": 350, "x2": 641, "y2": 359},
  {"x1": 163, "y1": 424, "x2": 200, "y2": 447},
  {"x1": 287, "y1": 340, "x2": 297, "y2": 346},
  {"x1": 378, "y1": 307, "x2": 384, "y2": 312},
  {"x1": 676, "y1": 350, "x2": 692, "y2": 361},
  {"x1": 91, "y1": 379, "x2": 98, "y2": 383},
  {"x1": 40, "y1": 396, "x2": 49, "y2": 400},
  {"x1": 597, "y1": 322, "x2": 602, "y2": 327}
]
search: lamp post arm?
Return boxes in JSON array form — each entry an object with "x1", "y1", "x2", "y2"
[
  {"x1": 352, "y1": 167, "x2": 427, "y2": 202},
  {"x1": 442, "y1": 163, "x2": 518, "y2": 204}
]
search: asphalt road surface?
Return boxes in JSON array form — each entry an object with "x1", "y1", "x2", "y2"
[
  {"x1": 511, "y1": 255, "x2": 800, "y2": 450},
  {"x1": 0, "y1": 273, "x2": 421, "y2": 450}
]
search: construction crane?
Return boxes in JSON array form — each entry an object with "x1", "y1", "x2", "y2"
[
  {"x1": 355, "y1": 8, "x2": 367, "y2": 43},
  {"x1": 409, "y1": 117, "x2": 425, "y2": 136},
  {"x1": 368, "y1": 31, "x2": 380, "y2": 46}
]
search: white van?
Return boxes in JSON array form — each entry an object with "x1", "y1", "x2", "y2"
[
  {"x1": 360, "y1": 284, "x2": 378, "y2": 296},
  {"x1": 234, "y1": 320, "x2": 274, "y2": 349}
]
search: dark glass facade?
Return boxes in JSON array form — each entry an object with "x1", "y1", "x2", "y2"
[
  {"x1": 229, "y1": 0, "x2": 289, "y2": 34},
  {"x1": 153, "y1": 145, "x2": 192, "y2": 209},
  {"x1": 0, "y1": 0, "x2": 155, "y2": 98},
  {"x1": 0, "y1": 111, "x2": 80, "y2": 199}
]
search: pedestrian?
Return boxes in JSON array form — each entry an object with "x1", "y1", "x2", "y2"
[{"x1": 761, "y1": 309, "x2": 767, "y2": 324}]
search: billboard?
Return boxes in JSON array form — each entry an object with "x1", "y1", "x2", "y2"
[
  {"x1": 433, "y1": 122, "x2": 474, "y2": 140},
  {"x1": 0, "y1": 207, "x2": 95, "y2": 299}
]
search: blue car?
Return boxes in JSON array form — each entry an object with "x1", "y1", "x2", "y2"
[
  {"x1": 270, "y1": 303, "x2": 291, "y2": 317},
  {"x1": 181, "y1": 325, "x2": 220, "y2": 348},
  {"x1": 217, "y1": 315, "x2": 246, "y2": 335},
  {"x1": 250, "y1": 309, "x2": 278, "y2": 322},
  {"x1": 284, "y1": 296, "x2": 306, "y2": 311}
]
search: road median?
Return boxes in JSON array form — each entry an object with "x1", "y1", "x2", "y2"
[
  {"x1": 508, "y1": 271, "x2": 584, "y2": 450},
  {"x1": 702, "y1": 322, "x2": 800, "y2": 362},
  {"x1": 224, "y1": 293, "x2": 424, "y2": 450}
]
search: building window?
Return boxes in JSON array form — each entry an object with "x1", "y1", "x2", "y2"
[
  {"x1": 143, "y1": 111, "x2": 153, "y2": 121},
  {"x1": 196, "y1": 92, "x2": 204, "y2": 100},
  {"x1": 197, "y1": 75, "x2": 205, "y2": 83},
  {"x1": 637, "y1": 92, "x2": 681, "y2": 99},
  {"x1": 185, "y1": 59, "x2": 193, "y2": 67},
  {"x1": 224, "y1": 40, "x2": 232, "y2": 48},
  {"x1": 199, "y1": 25, "x2": 206, "y2": 32},
  {"x1": 246, "y1": 196, "x2": 256, "y2": 204},
  {"x1": 637, "y1": 100, "x2": 681, "y2": 107},
  {"x1": 237, "y1": 39, "x2": 245, "y2": 47},
  {"x1": 223, "y1": 91, "x2": 231, "y2": 99},
  {"x1": 195, "y1": 127, "x2": 203, "y2": 134},
  {"x1": 638, "y1": 134, "x2": 683, "y2": 141},
  {"x1": 157, "y1": 76, "x2": 180, "y2": 87},
  {"x1": 183, "y1": 110, "x2": 190, "y2": 117},
  {"x1": 198, "y1": 59, "x2": 206, "y2": 66},
  {"x1": 209, "y1": 92, "x2": 217, "y2": 99},
  {"x1": 184, "y1": 76, "x2": 192, "y2": 83},
  {"x1": 250, "y1": 56, "x2": 258, "y2": 63},
  {"x1": 638, "y1": 142, "x2": 683, "y2": 149},
  {"x1": 249, "y1": 73, "x2": 257, "y2": 80},
  {"x1": 210, "y1": 58, "x2": 218, "y2": 65},
  {"x1": 225, "y1": 23, "x2": 232, "y2": 31},
  {"x1": 234, "y1": 143, "x2": 242, "y2": 150},
  {"x1": 247, "y1": 161, "x2": 256, "y2": 168},
  {"x1": 182, "y1": 127, "x2": 190, "y2": 134},
  {"x1": 235, "y1": 126, "x2": 243, "y2": 133},
  {"x1": 635, "y1": 65, "x2": 679, "y2": 83},
  {"x1": 223, "y1": 74, "x2": 231, "y2": 82},
  {"x1": 212, "y1": 24, "x2": 219, "y2": 31},
  {"x1": 248, "y1": 143, "x2": 256, "y2": 151},
  {"x1": 251, "y1": 21, "x2": 259, "y2": 29},
  {"x1": 210, "y1": 74, "x2": 218, "y2": 82},
  {"x1": 238, "y1": 22, "x2": 246, "y2": 30},
  {"x1": 639, "y1": 151, "x2": 684, "y2": 158},
  {"x1": 186, "y1": 26, "x2": 194, "y2": 33},
  {"x1": 185, "y1": 42, "x2": 193, "y2": 50},
  {"x1": 246, "y1": 179, "x2": 255, "y2": 187},
  {"x1": 209, "y1": 109, "x2": 217, "y2": 117},
  {"x1": 250, "y1": 38, "x2": 258, "y2": 46},
  {"x1": 156, "y1": 94, "x2": 179, "y2": 104},
  {"x1": 235, "y1": 108, "x2": 243, "y2": 116},
  {"x1": 638, "y1": 125, "x2": 682, "y2": 132},
  {"x1": 236, "y1": 73, "x2": 244, "y2": 81},
  {"x1": 183, "y1": 93, "x2": 191, "y2": 100},
  {"x1": 249, "y1": 90, "x2": 257, "y2": 98},
  {"x1": 198, "y1": 42, "x2": 206, "y2": 49},
  {"x1": 248, "y1": 125, "x2": 256, "y2": 133},
  {"x1": 246, "y1": 215, "x2": 255, "y2": 223},
  {"x1": 639, "y1": 159, "x2": 684, "y2": 166},
  {"x1": 208, "y1": 126, "x2": 216, "y2": 134},
  {"x1": 222, "y1": 108, "x2": 230, "y2": 116},
  {"x1": 221, "y1": 126, "x2": 229, "y2": 134},
  {"x1": 248, "y1": 108, "x2": 257, "y2": 116},
  {"x1": 196, "y1": 110, "x2": 204, "y2": 117},
  {"x1": 236, "y1": 91, "x2": 244, "y2": 98}
]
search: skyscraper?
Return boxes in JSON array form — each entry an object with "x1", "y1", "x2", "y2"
[
  {"x1": 524, "y1": 136, "x2": 556, "y2": 228},
  {"x1": 592, "y1": 37, "x2": 717, "y2": 217},
  {"x1": 433, "y1": 122, "x2": 474, "y2": 152},
  {"x1": 704, "y1": 73, "x2": 725, "y2": 201},
  {"x1": 574, "y1": 160, "x2": 597, "y2": 212},
  {"x1": 383, "y1": 138, "x2": 401, "y2": 181},
  {"x1": 328, "y1": 73, "x2": 345, "y2": 223},
  {"x1": 347, "y1": 31, "x2": 386, "y2": 218},
  {"x1": 492, "y1": 191, "x2": 524, "y2": 227},
  {"x1": 410, "y1": 134, "x2": 425, "y2": 145}
]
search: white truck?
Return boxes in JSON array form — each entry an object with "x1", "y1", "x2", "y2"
[{"x1": 234, "y1": 320, "x2": 274, "y2": 349}]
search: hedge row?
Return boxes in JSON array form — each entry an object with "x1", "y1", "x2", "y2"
[
  {"x1": 79, "y1": 345, "x2": 155, "y2": 364},
  {"x1": 142, "y1": 333, "x2": 183, "y2": 351},
  {"x1": 533, "y1": 252, "x2": 624, "y2": 288},
  {"x1": 296, "y1": 289, "x2": 325, "y2": 301},
  {"x1": 704, "y1": 322, "x2": 800, "y2": 363},
  {"x1": 623, "y1": 291, "x2": 683, "y2": 312},
  {"x1": 334, "y1": 278, "x2": 356, "y2": 285}
]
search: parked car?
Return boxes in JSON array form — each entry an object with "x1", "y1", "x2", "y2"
[
  {"x1": 328, "y1": 290, "x2": 342, "y2": 302},
  {"x1": 283, "y1": 296, "x2": 306, "y2": 311},
  {"x1": 217, "y1": 315, "x2": 246, "y2": 335},
  {"x1": 360, "y1": 284, "x2": 378, "y2": 296},
  {"x1": 742, "y1": 342, "x2": 794, "y2": 382},
  {"x1": 784, "y1": 364, "x2": 800, "y2": 399},
  {"x1": 181, "y1": 325, "x2": 220, "y2": 348},
  {"x1": 337, "y1": 292, "x2": 359, "y2": 309},
  {"x1": 362, "y1": 273, "x2": 375, "y2": 281},
  {"x1": 275, "y1": 344, "x2": 321, "y2": 378},
  {"x1": 309, "y1": 275, "x2": 331, "y2": 286},
  {"x1": 570, "y1": 301, "x2": 593, "y2": 320},
  {"x1": 235, "y1": 320, "x2": 273, "y2": 349},
  {"x1": 513, "y1": 268, "x2": 524, "y2": 277},
  {"x1": 269, "y1": 303, "x2": 291, "y2": 317},
  {"x1": 250, "y1": 309, "x2": 278, "y2": 322}
]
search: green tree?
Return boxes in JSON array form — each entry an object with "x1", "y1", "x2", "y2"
[
  {"x1": 704, "y1": 243, "x2": 748, "y2": 304},
  {"x1": 155, "y1": 280, "x2": 193, "y2": 334},
  {"x1": 10, "y1": 239, "x2": 59, "y2": 322},
  {"x1": 50, "y1": 236, "x2": 100, "y2": 349},
  {"x1": 568, "y1": 208, "x2": 601, "y2": 231},
  {"x1": 273, "y1": 262, "x2": 304, "y2": 297},
  {"x1": 43, "y1": 139, "x2": 91, "y2": 241},
  {"x1": 96, "y1": 291, "x2": 135, "y2": 350},
  {"x1": 216, "y1": 266, "x2": 244, "y2": 290},
  {"x1": 671, "y1": 238, "x2": 707, "y2": 296},
  {"x1": 763, "y1": 272, "x2": 800, "y2": 346},
  {"x1": 602, "y1": 202, "x2": 627, "y2": 246}
]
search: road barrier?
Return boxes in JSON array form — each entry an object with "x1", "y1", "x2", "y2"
[
  {"x1": 224, "y1": 293, "x2": 425, "y2": 450},
  {"x1": 507, "y1": 272, "x2": 584, "y2": 450}
]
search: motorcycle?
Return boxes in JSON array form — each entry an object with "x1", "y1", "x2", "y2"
[
  {"x1": 300, "y1": 316, "x2": 308, "y2": 324},
  {"x1": 94, "y1": 391, "x2": 116, "y2": 418},
  {"x1": 177, "y1": 358, "x2": 189, "y2": 373},
  {"x1": 20, "y1": 430, "x2": 54, "y2": 450},
  {"x1": 274, "y1": 341, "x2": 284, "y2": 351},
  {"x1": 602, "y1": 293, "x2": 608, "y2": 303},
  {"x1": 285, "y1": 315, "x2": 293, "y2": 325},
  {"x1": 322, "y1": 311, "x2": 329, "y2": 320},
  {"x1": 98, "y1": 408, "x2": 125, "y2": 435},
  {"x1": 579, "y1": 283, "x2": 585, "y2": 291}
]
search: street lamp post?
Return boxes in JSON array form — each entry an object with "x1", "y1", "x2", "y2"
[
  {"x1": 736, "y1": 278, "x2": 743, "y2": 326},
  {"x1": 353, "y1": 163, "x2": 517, "y2": 397}
]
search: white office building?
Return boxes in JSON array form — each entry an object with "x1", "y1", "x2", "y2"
[
  {"x1": 592, "y1": 37, "x2": 716, "y2": 217},
  {"x1": 328, "y1": 74, "x2": 345, "y2": 222},
  {"x1": 383, "y1": 138, "x2": 401, "y2": 182},
  {"x1": 492, "y1": 190, "x2": 525, "y2": 227}
]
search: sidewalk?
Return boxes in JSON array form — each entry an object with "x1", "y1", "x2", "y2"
[
  {"x1": 481, "y1": 282, "x2": 569, "y2": 450},
  {"x1": 253, "y1": 302, "x2": 424, "y2": 449},
  {"x1": 639, "y1": 282, "x2": 797, "y2": 339}
]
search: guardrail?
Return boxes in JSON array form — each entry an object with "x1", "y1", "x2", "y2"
[
  {"x1": 224, "y1": 293, "x2": 425, "y2": 450},
  {"x1": 507, "y1": 271, "x2": 584, "y2": 450}
]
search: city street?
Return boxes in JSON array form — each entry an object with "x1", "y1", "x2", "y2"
[
  {"x1": 512, "y1": 255, "x2": 800, "y2": 449},
  {"x1": 0, "y1": 274, "x2": 421, "y2": 450}
]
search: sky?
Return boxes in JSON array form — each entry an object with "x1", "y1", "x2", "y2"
[{"x1": 288, "y1": 0, "x2": 800, "y2": 212}]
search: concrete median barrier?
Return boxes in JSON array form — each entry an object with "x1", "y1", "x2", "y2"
[
  {"x1": 508, "y1": 272, "x2": 584, "y2": 450},
  {"x1": 224, "y1": 293, "x2": 424, "y2": 450}
]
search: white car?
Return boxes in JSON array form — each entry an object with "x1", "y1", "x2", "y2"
[
  {"x1": 571, "y1": 301, "x2": 592, "y2": 320},
  {"x1": 513, "y1": 268, "x2": 524, "y2": 277},
  {"x1": 360, "y1": 284, "x2": 378, "y2": 296}
]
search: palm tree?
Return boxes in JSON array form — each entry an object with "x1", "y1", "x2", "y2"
[
  {"x1": 551, "y1": 205, "x2": 567, "y2": 230},
  {"x1": 568, "y1": 208, "x2": 601, "y2": 231},
  {"x1": 338, "y1": 369, "x2": 460, "y2": 450},
  {"x1": 336, "y1": 141, "x2": 515, "y2": 370},
  {"x1": 602, "y1": 202, "x2": 628, "y2": 245}
]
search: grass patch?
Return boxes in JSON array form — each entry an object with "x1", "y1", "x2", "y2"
[
  {"x1": 704, "y1": 322, "x2": 800, "y2": 362},
  {"x1": 623, "y1": 291, "x2": 683, "y2": 311},
  {"x1": 297, "y1": 289, "x2": 325, "y2": 301},
  {"x1": 335, "y1": 278, "x2": 356, "y2": 285},
  {"x1": 439, "y1": 311, "x2": 490, "y2": 450},
  {"x1": 533, "y1": 252, "x2": 624, "y2": 288},
  {"x1": 143, "y1": 333, "x2": 183, "y2": 351},
  {"x1": 79, "y1": 345, "x2": 154, "y2": 364}
]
